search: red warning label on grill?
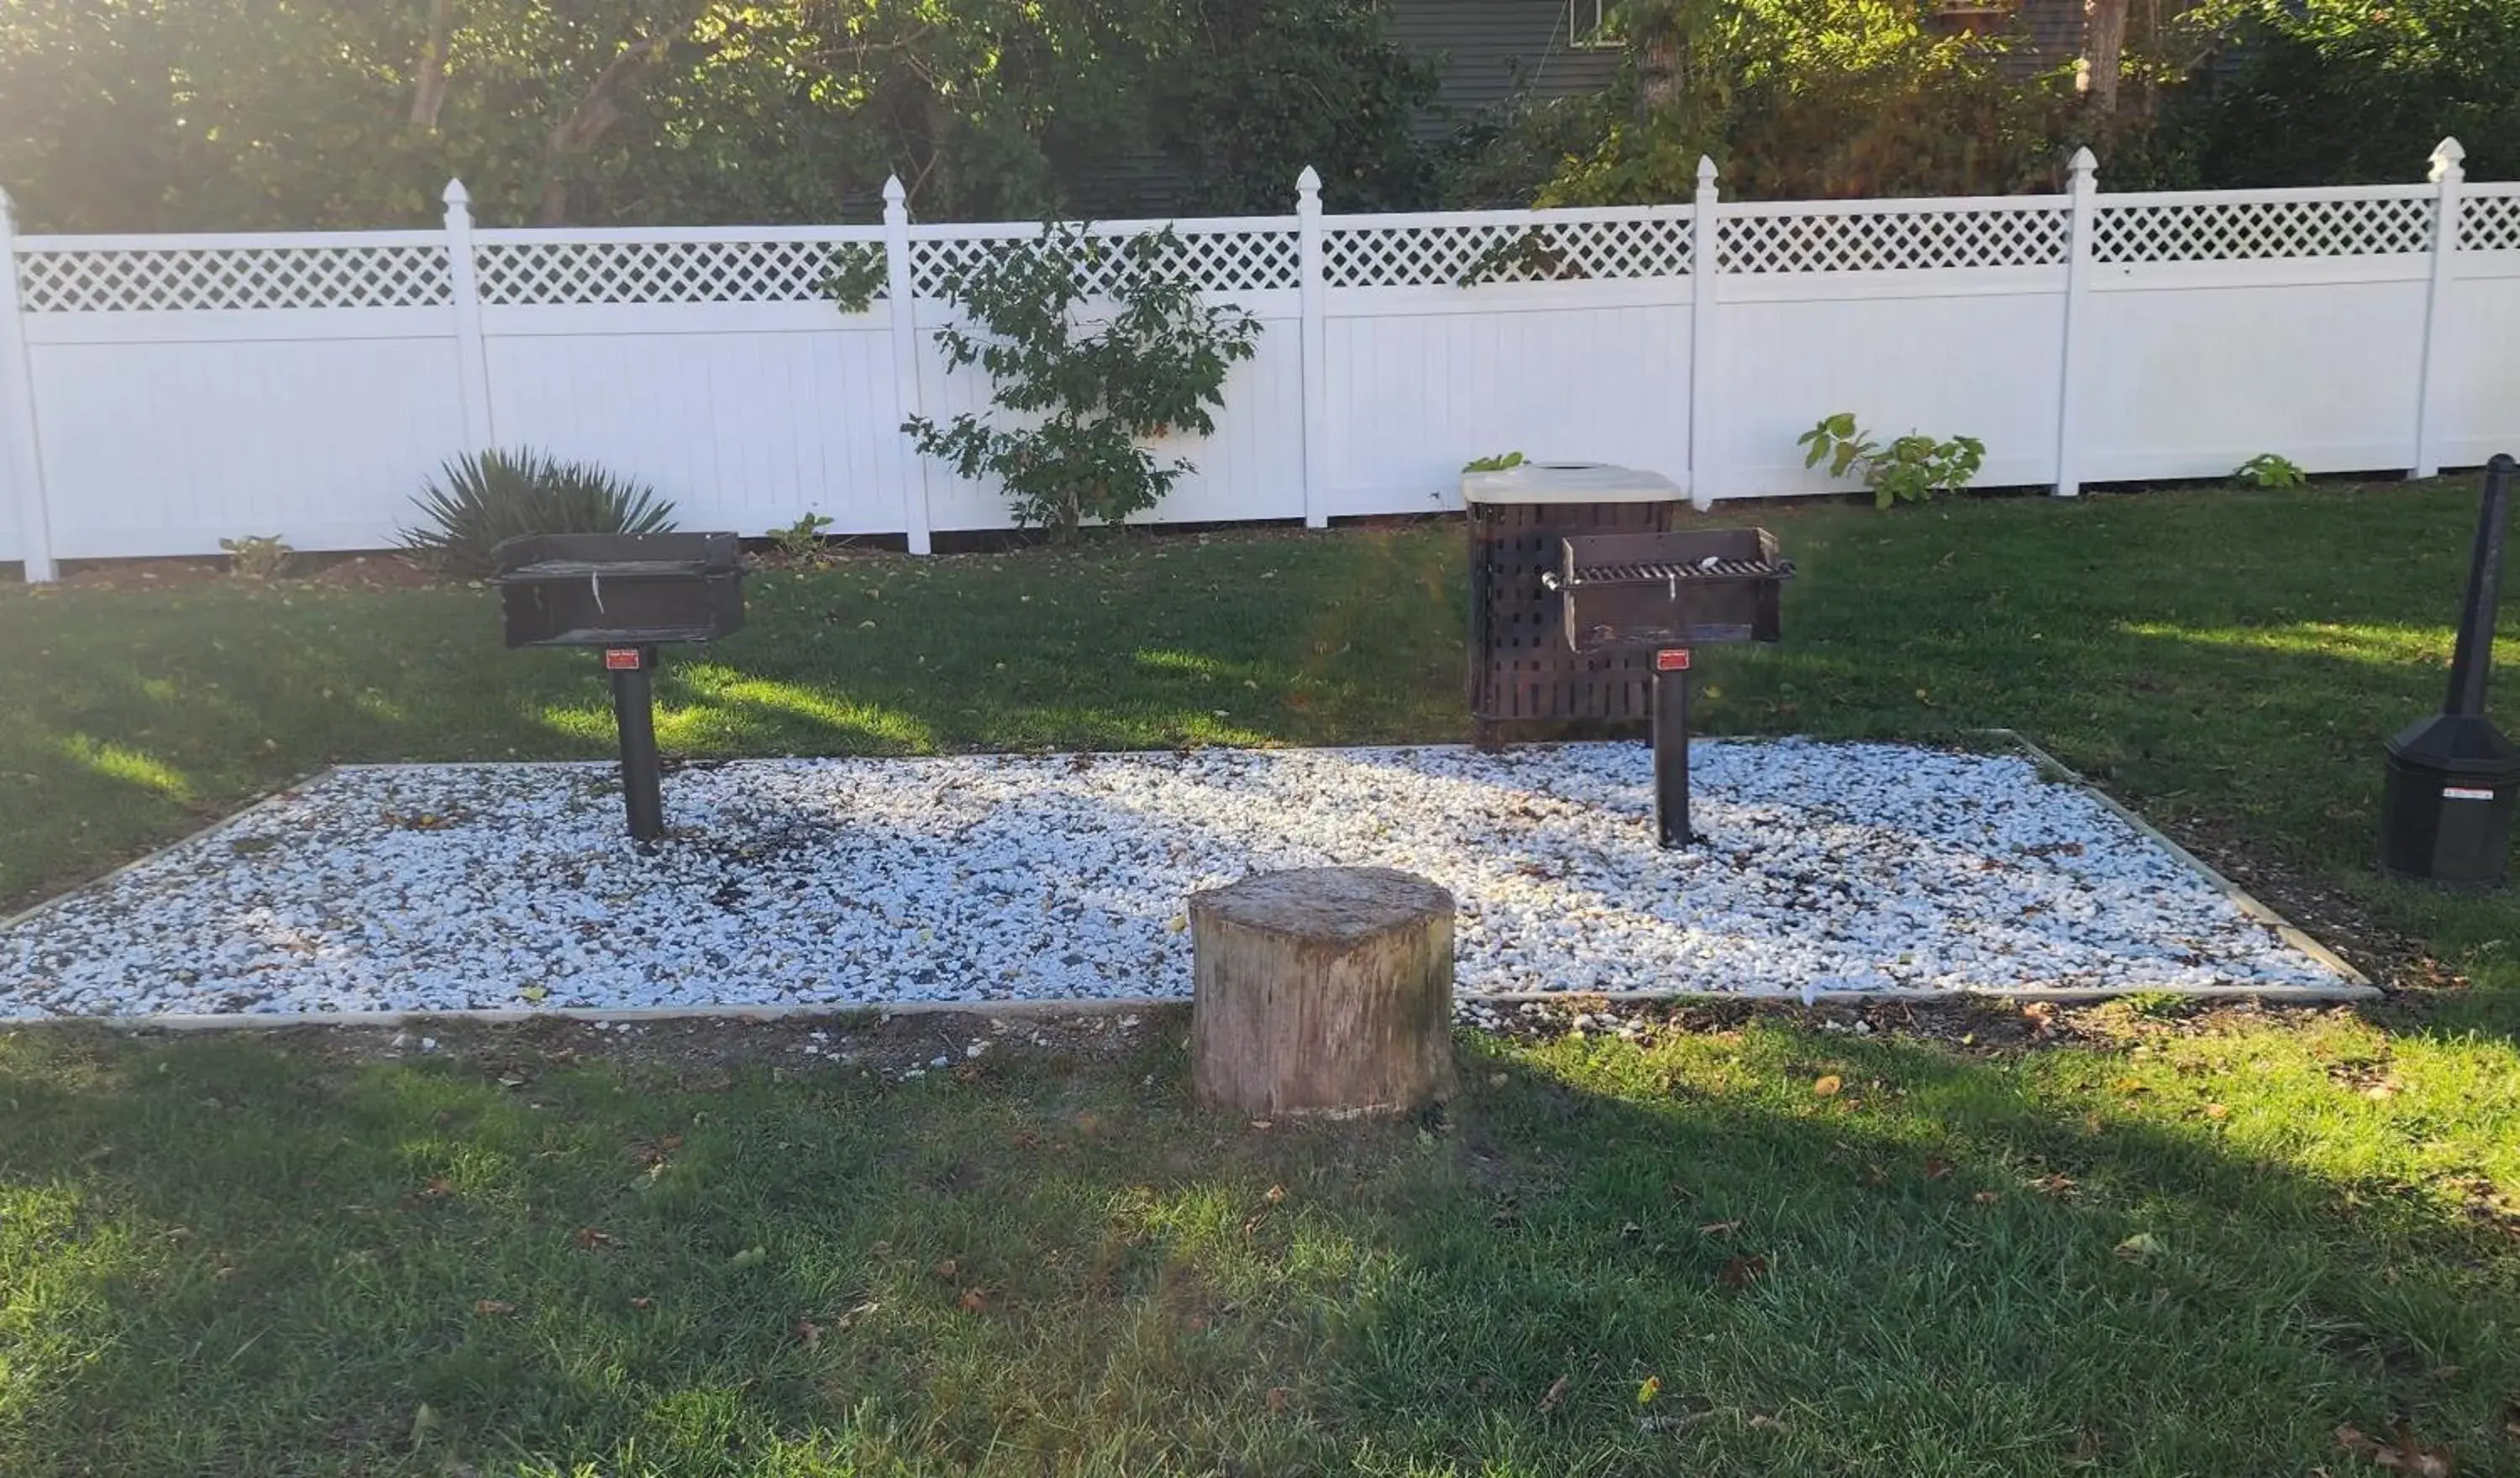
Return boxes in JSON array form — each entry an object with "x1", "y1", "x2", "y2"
[
  {"x1": 604, "y1": 647, "x2": 643, "y2": 671},
  {"x1": 2443, "y1": 786, "x2": 2496, "y2": 801},
  {"x1": 1656, "y1": 649, "x2": 1691, "y2": 671}
]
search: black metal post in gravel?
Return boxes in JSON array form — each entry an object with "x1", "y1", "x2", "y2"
[
  {"x1": 608, "y1": 647, "x2": 666, "y2": 844},
  {"x1": 1653, "y1": 652, "x2": 1693, "y2": 846},
  {"x1": 2380, "y1": 453, "x2": 2520, "y2": 885}
]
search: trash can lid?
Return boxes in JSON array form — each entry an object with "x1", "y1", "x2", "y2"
[{"x1": 1461, "y1": 463, "x2": 1685, "y2": 506}]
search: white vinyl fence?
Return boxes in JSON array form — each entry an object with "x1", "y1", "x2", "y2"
[{"x1": 3, "y1": 141, "x2": 2516, "y2": 579}]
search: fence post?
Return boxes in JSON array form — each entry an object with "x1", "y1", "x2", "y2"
[
  {"x1": 0, "y1": 189, "x2": 54, "y2": 582},
  {"x1": 2053, "y1": 147, "x2": 2099, "y2": 499},
  {"x1": 441, "y1": 181, "x2": 496, "y2": 452},
  {"x1": 1296, "y1": 166, "x2": 1330, "y2": 529},
  {"x1": 883, "y1": 176, "x2": 935, "y2": 555},
  {"x1": 1688, "y1": 156, "x2": 1720, "y2": 511},
  {"x1": 2412, "y1": 137, "x2": 2466, "y2": 480}
]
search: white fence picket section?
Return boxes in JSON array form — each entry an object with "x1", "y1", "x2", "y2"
[{"x1": 4, "y1": 144, "x2": 2518, "y2": 578}]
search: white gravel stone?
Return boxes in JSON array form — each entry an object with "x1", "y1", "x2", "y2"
[{"x1": 0, "y1": 742, "x2": 2349, "y2": 1017}]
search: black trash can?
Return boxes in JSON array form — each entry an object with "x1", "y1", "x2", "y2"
[
  {"x1": 2380, "y1": 714, "x2": 2520, "y2": 886},
  {"x1": 2378, "y1": 453, "x2": 2520, "y2": 886}
]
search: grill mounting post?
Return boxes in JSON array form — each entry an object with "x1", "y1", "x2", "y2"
[
  {"x1": 1654, "y1": 652, "x2": 1693, "y2": 846},
  {"x1": 607, "y1": 647, "x2": 665, "y2": 843}
]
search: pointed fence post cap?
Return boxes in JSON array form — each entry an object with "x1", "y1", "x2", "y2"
[
  {"x1": 441, "y1": 178, "x2": 470, "y2": 207},
  {"x1": 2433, "y1": 137, "x2": 2465, "y2": 182},
  {"x1": 0, "y1": 186, "x2": 14, "y2": 232},
  {"x1": 1696, "y1": 155, "x2": 1719, "y2": 187},
  {"x1": 2068, "y1": 146, "x2": 2099, "y2": 176},
  {"x1": 1297, "y1": 165, "x2": 1322, "y2": 193},
  {"x1": 882, "y1": 175, "x2": 906, "y2": 205}
]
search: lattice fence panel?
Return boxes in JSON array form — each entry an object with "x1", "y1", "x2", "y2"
[
  {"x1": 1323, "y1": 217, "x2": 1691, "y2": 287},
  {"x1": 1719, "y1": 207, "x2": 2066, "y2": 273},
  {"x1": 15, "y1": 244, "x2": 451, "y2": 312},
  {"x1": 910, "y1": 228, "x2": 1298, "y2": 298},
  {"x1": 2094, "y1": 196, "x2": 2433, "y2": 262},
  {"x1": 2460, "y1": 191, "x2": 2520, "y2": 253},
  {"x1": 475, "y1": 238, "x2": 886, "y2": 305}
]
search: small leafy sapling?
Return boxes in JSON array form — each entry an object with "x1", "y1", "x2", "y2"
[
  {"x1": 899, "y1": 223, "x2": 1260, "y2": 537},
  {"x1": 1798, "y1": 413, "x2": 1986, "y2": 509},
  {"x1": 218, "y1": 534, "x2": 293, "y2": 579},
  {"x1": 2232, "y1": 453, "x2": 2307, "y2": 489},
  {"x1": 1462, "y1": 452, "x2": 1528, "y2": 473}
]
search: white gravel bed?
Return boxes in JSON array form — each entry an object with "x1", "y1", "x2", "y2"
[{"x1": 0, "y1": 741, "x2": 2356, "y2": 1018}]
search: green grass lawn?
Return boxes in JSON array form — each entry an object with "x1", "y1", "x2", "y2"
[{"x1": 3, "y1": 482, "x2": 2519, "y2": 1475}]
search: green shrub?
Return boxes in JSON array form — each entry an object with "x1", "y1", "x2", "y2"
[
  {"x1": 402, "y1": 449, "x2": 676, "y2": 577},
  {"x1": 1798, "y1": 412, "x2": 1986, "y2": 509},
  {"x1": 771, "y1": 511, "x2": 836, "y2": 559},
  {"x1": 2233, "y1": 453, "x2": 2307, "y2": 489},
  {"x1": 217, "y1": 534, "x2": 292, "y2": 579}
]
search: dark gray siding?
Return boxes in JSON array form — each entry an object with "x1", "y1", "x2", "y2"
[
  {"x1": 1389, "y1": 0, "x2": 1625, "y2": 113},
  {"x1": 1998, "y1": 0, "x2": 2087, "y2": 78}
]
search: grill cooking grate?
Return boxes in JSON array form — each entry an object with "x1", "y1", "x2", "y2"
[{"x1": 1571, "y1": 558, "x2": 1796, "y2": 584}]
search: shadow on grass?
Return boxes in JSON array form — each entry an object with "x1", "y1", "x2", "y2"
[{"x1": 0, "y1": 1020, "x2": 2512, "y2": 1476}]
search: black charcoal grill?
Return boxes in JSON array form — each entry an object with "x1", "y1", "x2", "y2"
[
  {"x1": 1548, "y1": 527, "x2": 1793, "y2": 846},
  {"x1": 493, "y1": 532, "x2": 747, "y2": 842}
]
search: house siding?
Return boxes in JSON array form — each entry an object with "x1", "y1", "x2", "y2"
[
  {"x1": 2002, "y1": 0, "x2": 2088, "y2": 78},
  {"x1": 1389, "y1": 0, "x2": 1625, "y2": 114}
]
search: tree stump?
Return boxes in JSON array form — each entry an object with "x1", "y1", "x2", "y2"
[{"x1": 1188, "y1": 867, "x2": 1457, "y2": 1118}]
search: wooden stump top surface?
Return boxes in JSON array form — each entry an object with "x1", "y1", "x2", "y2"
[{"x1": 1188, "y1": 866, "x2": 1454, "y2": 942}]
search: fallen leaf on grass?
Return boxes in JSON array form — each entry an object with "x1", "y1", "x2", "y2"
[
  {"x1": 408, "y1": 1402, "x2": 440, "y2": 1449},
  {"x1": 1813, "y1": 1075, "x2": 1844, "y2": 1097},
  {"x1": 1972, "y1": 1190, "x2": 2002, "y2": 1205},
  {"x1": 629, "y1": 1296, "x2": 654, "y2": 1310},
  {"x1": 471, "y1": 1299, "x2": 515, "y2": 1316},
  {"x1": 1862, "y1": 1164, "x2": 1890, "y2": 1187},
  {"x1": 1924, "y1": 1156, "x2": 1953, "y2": 1181},
  {"x1": 1718, "y1": 1255, "x2": 1770, "y2": 1288},
  {"x1": 2029, "y1": 1174, "x2": 2076, "y2": 1198},
  {"x1": 2115, "y1": 1232, "x2": 2166, "y2": 1260},
  {"x1": 1698, "y1": 1219, "x2": 1742, "y2": 1237},
  {"x1": 1263, "y1": 1185, "x2": 1286, "y2": 1203},
  {"x1": 1264, "y1": 1386, "x2": 1291, "y2": 1412},
  {"x1": 2113, "y1": 1077, "x2": 2150, "y2": 1096},
  {"x1": 1637, "y1": 1376, "x2": 1662, "y2": 1405},
  {"x1": 421, "y1": 1177, "x2": 454, "y2": 1198},
  {"x1": 2337, "y1": 1421, "x2": 2454, "y2": 1476},
  {"x1": 2204, "y1": 1103, "x2": 2231, "y2": 1120},
  {"x1": 793, "y1": 1318, "x2": 823, "y2": 1349},
  {"x1": 1539, "y1": 1376, "x2": 1572, "y2": 1413},
  {"x1": 571, "y1": 1227, "x2": 617, "y2": 1250},
  {"x1": 958, "y1": 1287, "x2": 989, "y2": 1313},
  {"x1": 933, "y1": 1259, "x2": 959, "y2": 1281},
  {"x1": 726, "y1": 1246, "x2": 767, "y2": 1271}
]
